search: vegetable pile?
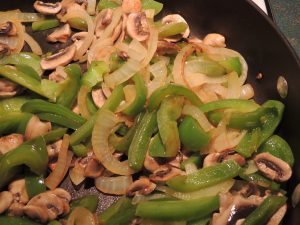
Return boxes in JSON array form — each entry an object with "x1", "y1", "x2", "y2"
[{"x1": 0, "y1": 0, "x2": 294, "y2": 224}]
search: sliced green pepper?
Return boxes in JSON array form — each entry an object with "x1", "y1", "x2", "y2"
[
  {"x1": 97, "y1": 0, "x2": 120, "y2": 10},
  {"x1": 141, "y1": 0, "x2": 163, "y2": 15},
  {"x1": 0, "y1": 216, "x2": 42, "y2": 225},
  {"x1": 68, "y1": 17, "x2": 87, "y2": 31},
  {"x1": 71, "y1": 144, "x2": 88, "y2": 157},
  {"x1": 258, "y1": 135, "x2": 294, "y2": 166},
  {"x1": 15, "y1": 64, "x2": 40, "y2": 81},
  {"x1": 123, "y1": 74, "x2": 147, "y2": 117},
  {"x1": 180, "y1": 154, "x2": 203, "y2": 171},
  {"x1": 0, "y1": 112, "x2": 32, "y2": 135},
  {"x1": 242, "y1": 196, "x2": 287, "y2": 225},
  {"x1": 188, "y1": 217, "x2": 210, "y2": 225},
  {"x1": 32, "y1": 19, "x2": 59, "y2": 31},
  {"x1": 179, "y1": 116, "x2": 210, "y2": 152},
  {"x1": 0, "y1": 97, "x2": 30, "y2": 114},
  {"x1": 82, "y1": 61, "x2": 109, "y2": 89},
  {"x1": 98, "y1": 197, "x2": 136, "y2": 225},
  {"x1": 185, "y1": 58, "x2": 226, "y2": 77},
  {"x1": 0, "y1": 136, "x2": 48, "y2": 189},
  {"x1": 43, "y1": 128, "x2": 68, "y2": 143},
  {"x1": 25, "y1": 173, "x2": 46, "y2": 198},
  {"x1": 239, "y1": 172, "x2": 280, "y2": 191},
  {"x1": 128, "y1": 111, "x2": 157, "y2": 171},
  {"x1": 157, "y1": 96, "x2": 183, "y2": 157},
  {"x1": 136, "y1": 195, "x2": 219, "y2": 221},
  {"x1": 70, "y1": 195, "x2": 98, "y2": 213},
  {"x1": 47, "y1": 221, "x2": 61, "y2": 225},
  {"x1": 148, "y1": 133, "x2": 166, "y2": 157},
  {"x1": 218, "y1": 57, "x2": 242, "y2": 76},
  {"x1": 159, "y1": 22, "x2": 188, "y2": 38},
  {"x1": 148, "y1": 84, "x2": 203, "y2": 111},
  {"x1": 22, "y1": 99, "x2": 86, "y2": 130},
  {"x1": 167, "y1": 160, "x2": 241, "y2": 192},
  {"x1": 236, "y1": 127, "x2": 261, "y2": 157}
]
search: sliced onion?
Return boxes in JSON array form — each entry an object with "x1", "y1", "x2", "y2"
[
  {"x1": 243, "y1": 160, "x2": 258, "y2": 175},
  {"x1": 69, "y1": 166, "x2": 86, "y2": 186},
  {"x1": 78, "y1": 86, "x2": 92, "y2": 119},
  {"x1": 240, "y1": 84, "x2": 254, "y2": 100},
  {"x1": 62, "y1": 9, "x2": 95, "y2": 61},
  {"x1": 116, "y1": 84, "x2": 136, "y2": 112},
  {"x1": 144, "y1": 9, "x2": 155, "y2": 19},
  {"x1": 128, "y1": 39, "x2": 147, "y2": 61},
  {"x1": 92, "y1": 109, "x2": 135, "y2": 175},
  {"x1": 45, "y1": 134, "x2": 73, "y2": 190},
  {"x1": 132, "y1": 193, "x2": 167, "y2": 205},
  {"x1": 226, "y1": 72, "x2": 241, "y2": 99},
  {"x1": 101, "y1": 7, "x2": 123, "y2": 40},
  {"x1": 182, "y1": 104, "x2": 214, "y2": 132},
  {"x1": 292, "y1": 183, "x2": 300, "y2": 208},
  {"x1": 24, "y1": 32, "x2": 42, "y2": 55},
  {"x1": 148, "y1": 60, "x2": 168, "y2": 96},
  {"x1": 184, "y1": 72, "x2": 227, "y2": 88},
  {"x1": 156, "y1": 180, "x2": 234, "y2": 200},
  {"x1": 140, "y1": 26, "x2": 158, "y2": 68},
  {"x1": 95, "y1": 175, "x2": 132, "y2": 195},
  {"x1": 67, "y1": 207, "x2": 96, "y2": 225},
  {"x1": 88, "y1": 38, "x2": 114, "y2": 64},
  {"x1": 87, "y1": 0, "x2": 96, "y2": 15},
  {"x1": 17, "y1": 12, "x2": 44, "y2": 22},
  {"x1": 212, "y1": 128, "x2": 246, "y2": 152}
]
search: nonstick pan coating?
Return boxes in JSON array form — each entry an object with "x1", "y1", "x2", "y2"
[{"x1": 0, "y1": 0, "x2": 299, "y2": 224}]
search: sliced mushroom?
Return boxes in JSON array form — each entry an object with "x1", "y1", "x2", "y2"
[
  {"x1": 126, "y1": 12, "x2": 149, "y2": 42},
  {"x1": 48, "y1": 66, "x2": 69, "y2": 83},
  {"x1": 0, "y1": 191, "x2": 13, "y2": 214},
  {"x1": 92, "y1": 88, "x2": 106, "y2": 108},
  {"x1": 126, "y1": 177, "x2": 156, "y2": 196},
  {"x1": 33, "y1": 1, "x2": 62, "y2": 15},
  {"x1": 7, "y1": 179, "x2": 29, "y2": 216},
  {"x1": 203, "y1": 150, "x2": 246, "y2": 167},
  {"x1": 187, "y1": 37, "x2": 203, "y2": 45},
  {"x1": 230, "y1": 181, "x2": 261, "y2": 198},
  {"x1": 254, "y1": 153, "x2": 292, "y2": 182},
  {"x1": 0, "y1": 22, "x2": 17, "y2": 36},
  {"x1": 47, "y1": 24, "x2": 71, "y2": 43},
  {"x1": 0, "y1": 133, "x2": 24, "y2": 154},
  {"x1": 40, "y1": 45, "x2": 76, "y2": 70},
  {"x1": 203, "y1": 33, "x2": 226, "y2": 48},
  {"x1": 150, "y1": 165, "x2": 184, "y2": 182},
  {"x1": 144, "y1": 153, "x2": 160, "y2": 172},
  {"x1": 47, "y1": 139, "x2": 63, "y2": 162},
  {"x1": 25, "y1": 115, "x2": 51, "y2": 140},
  {"x1": 161, "y1": 14, "x2": 190, "y2": 42},
  {"x1": 0, "y1": 78, "x2": 21, "y2": 98},
  {"x1": 266, "y1": 204, "x2": 287, "y2": 225},
  {"x1": 84, "y1": 157, "x2": 104, "y2": 178},
  {"x1": 72, "y1": 32, "x2": 88, "y2": 51},
  {"x1": 122, "y1": 0, "x2": 142, "y2": 14},
  {"x1": 157, "y1": 40, "x2": 181, "y2": 55},
  {"x1": 0, "y1": 43, "x2": 11, "y2": 58},
  {"x1": 211, "y1": 193, "x2": 263, "y2": 225},
  {"x1": 95, "y1": 9, "x2": 114, "y2": 38},
  {"x1": 24, "y1": 188, "x2": 71, "y2": 223}
]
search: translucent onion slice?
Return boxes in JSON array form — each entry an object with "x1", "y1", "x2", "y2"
[
  {"x1": 243, "y1": 160, "x2": 258, "y2": 175},
  {"x1": 24, "y1": 32, "x2": 42, "y2": 55},
  {"x1": 17, "y1": 12, "x2": 44, "y2": 22},
  {"x1": 69, "y1": 166, "x2": 85, "y2": 186},
  {"x1": 88, "y1": 38, "x2": 114, "y2": 64},
  {"x1": 95, "y1": 175, "x2": 133, "y2": 195},
  {"x1": 227, "y1": 71, "x2": 241, "y2": 99},
  {"x1": 87, "y1": 0, "x2": 96, "y2": 15},
  {"x1": 240, "y1": 84, "x2": 254, "y2": 100},
  {"x1": 67, "y1": 207, "x2": 96, "y2": 225},
  {"x1": 182, "y1": 104, "x2": 214, "y2": 132},
  {"x1": 128, "y1": 39, "x2": 147, "y2": 61},
  {"x1": 78, "y1": 86, "x2": 92, "y2": 119},
  {"x1": 148, "y1": 60, "x2": 168, "y2": 96},
  {"x1": 92, "y1": 109, "x2": 135, "y2": 175},
  {"x1": 132, "y1": 193, "x2": 167, "y2": 205},
  {"x1": 140, "y1": 27, "x2": 158, "y2": 68},
  {"x1": 116, "y1": 84, "x2": 136, "y2": 112},
  {"x1": 292, "y1": 183, "x2": 300, "y2": 208},
  {"x1": 156, "y1": 179, "x2": 234, "y2": 200},
  {"x1": 101, "y1": 7, "x2": 123, "y2": 40},
  {"x1": 212, "y1": 129, "x2": 246, "y2": 153},
  {"x1": 45, "y1": 134, "x2": 73, "y2": 190},
  {"x1": 184, "y1": 72, "x2": 227, "y2": 88}
]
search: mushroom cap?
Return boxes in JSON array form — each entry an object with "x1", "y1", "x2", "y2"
[
  {"x1": 0, "y1": 133, "x2": 24, "y2": 154},
  {"x1": 92, "y1": 88, "x2": 106, "y2": 108},
  {"x1": 203, "y1": 150, "x2": 246, "y2": 167},
  {"x1": 126, "y1": 12, "x2": 150, "y2": 42},
  {"x1": 161, "y1": 14, "x2": 190, "y2": 42},
  {"x1": 8, "y1": 179, "x2": 29, "y2": 205},
  {"x1": 47, "y1": 24, "x2": 71, "y2": 43},
  {"x1": 144, "y1": 153, "x2": 160, "y2": 173},
  {"x1": 0, "y1": 191, "x2": 13, "y2": 214},
  {"x1": 0, "y1": 21, "x2": 17, "y2": 36},
  {"x1": 126, "y1": 177, "x2": 156, "y2": 196},
  {"x1": 203, "y1": 33, "x2": 226, "y2": 48},
  {"x1": 150, "y1": 165, "x2": 184, "y2": 182},
  {"x1": 25, "y1": 115, "x2": 51, "y2": 140},
  {"x1": 0, "y1": 78, "x2": 21, "y2": 98},
  {"x1": 157, "y1": 40, "x2": 181, "y2": 55},
  {"x1": 33, "y1": 1, "x2": 62, "y2": 15}
]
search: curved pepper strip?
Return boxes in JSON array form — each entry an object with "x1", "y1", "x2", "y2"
[
  {"x1": 128, "y1": 111, "x2": 157, "y2": 171},
  {"x1": 148, "y1": 84, "x2": 203, "y2": 111},
  {"x1": 0, "y1": 216, "x2": 42, "y2": 225},
  {"x1": 68, "y1": 17, "x2": 87, "y2": 31},
  {"x1": 22, "y1": 99, "x2": 86, "y2": 130},
  {"x1": 0, "y1": 97, "x2": 30, "y2": 114},
  {"x1": 25, "y1": 173, "x2": 46, "y2": 198},
  {"x1": 167, "y1": 160, "x2": 241, "y2": 192},
  {"x1": 0, "y1": 112, "x2": 32, "y2": 135},
  {"x1": 56, "y1": 64, "x2": 82, "y2": 108},
  {"x1": 236, "y1": 127, "x2": 261, "y2": 158},
  {"x1": 157, "y1": 96, "x2": 183, "y2": 157},
  {"x1": 135, "y1": 195, "x2": 219, "y2": 221},
  {"x1": 239, "y1": 172, "x2": 280, "y2": 191},
  {"x1": 15, "y1": 64, "x2": 41, "y2": 81},
  {"x1": 43, "y1": 128, "x2": 68, "y2": 143},
  {"x1": 70, "y1": 84, "x2": 125, "y2": 146},
  {"x1": 242, "y1": 196, "x2": 287, "y2": 225},
  {"x1": 0, "y1": 136, "x2": 48, "y2": 189},
  {"x1": 148, "y1": 133, "x2": 166, "y2": 157},
  {"x1": 141, "y1": 0, "x2": 163, "y2": 15},
  {"x1": 70, "y1": 195, "x2": 99, "y2": 213},
  {"x1": 32, "y1": 19, "x2": 59, "y2": 31},
  {"x1": 123, "y1": 74, "x2": 147, "y2": 117}
]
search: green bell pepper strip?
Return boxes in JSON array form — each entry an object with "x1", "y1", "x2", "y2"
[
  {"x1": 109, "y1": 52, "x2": 125, "y2": 72},
  {"x1": 0, "y1": 97, "x2": 30, "y2": 114},
  {"x1": 0, "y1": 52, "x2": 43, "y2": 76},
  {"x1": 242, "y1": 196, "x2": 287, "y2": 225},
  {"x1": 82, "y1": 61, "x2": 109, "y2": 89},
  {"x1": 239, "y1": 172, "x2": 280, "y2": 191},
  {"x1": 180, "y1": 154, "x2": 203, "y2": 171},
  {"x1": 128, "y1": 111, "x2": 157, "y2": 171},
  {"x1": 97, "y1": 0, "x2": 120, "y2": 10},
  {"x1": 149, "y1": 133, "x2": 166, "y2": 157},
  {"x1": 42, "y1": 128, "x2": 68, "y2": 143},
  {"x1": 207, "y1": 106, "x2": 275, "y2": 130},
  {"x1": 22, "y1": 99, "x2": 86, "y2": 130},
  {"x1": 68, "y1": 17, "x2": 87, "y2": 31},
  {"x1": 136, "y1": 195, "x2": 219, "y2": 221},
  {"x1": 159, "y1": 22, "x2": 188, "y2": 38},
  {"x1": 0, "y1": 136, "x2": 48, "y2": 189},
  {"x1": 70, "y1": 195, "x2": 98, "y2": 213},
  {"x1": 218, "y1": 57, "x2": 242, "y2": 76},
  {"x1": 157, "y1": 96, "x2": 183, "y2": 157},
  {"x1": 141, "y1": 0, "x2": 163, "y2": 15},
  {"x1": 0, "y1": 65, "x2": 57, "y2": 100},
  {"x1": 258, "y1": 135, "x2": 294, "y2": 167},
  {"x1": 179, "y1": 116, "x2": 210, "y2": 152},
  {"x1": 148, "y1": 84, "x2": 203, "y2": 111},
  {"x1": 70, "y1": 83, "x2": 125, "y2": 145},
  {"x1": 98, "y1": 197, "x2": 136, "y2": 225},
  {"x1": 15, "y1": 64, "x2": 41, "y2": 81},
  {"x1": 167, "y1": 160, "x2": 241, "y2": 192},
  {"x1": 185, "y1": 58, "x2": 226, "y2": 77},
  {"x1": 71, "y1": 144, "x2": 88, "y2": 157},
  {"x1": 0, "y1": 216, "x2": 42, "y2": 225},
  {"x1": 56, "y1": 64, "x2": 82, "y2": 108},
  {"x1": 25, "y1": 174, "x2": 46, "y2": 198},
  {"x1": 32, "y1": 19, "x2": 59, "y2": 31},
  {"x1": 188, "y1": 217, "x2": 210, "y2": 225},
  {"x1": 0, "y1": 112, "x2": 32, "y2": 135},
  {"x1": 87, "y1": 92, "x2": 98, "y2": 113},
  {"x1": 236, "y1": 127, "x2": 261, "y2": 157},
  {"x1": 115, "y1": 112, "x2": 144, "y2": 152},
  {"x1": 123, "y1": 74, "x2": 147, "y2": 117},
  {"x1": 199, "y1": 99, "x2": 259, "y2": 113}
]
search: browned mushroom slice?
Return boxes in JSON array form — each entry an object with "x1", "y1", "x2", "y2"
[
  {"x1": 122, "y1": 0, "x2": 142, "y2": 14},
  {"x1": 144, "y1": 153, "x2": 160, "y2": 173},
  {"x1": 126, "y1": 177, "x2": 156, "y2": 196},
  {"x1": 7, "y1": 179, "x2": 29, "y2": 216},
  {"x1": 25, "y1": 115, "x2": 51, "y2": 140},
  {"x1": 47, "y1": 24, "x2": 71, "y2": 43},
  {"x1": 150, "y1": 165, "x2": 184, "y2": 182},
  {"x1": 266, "y1": 204, "x2": 287, "y2": 225},
  {"x1": 203, "y1": 150, "x2": 246, "y2": 167},
  {"x1": 0, "y1": 22, "x2": 17, "y2": 36},
  {"x1": 33, "y1": 1, "x2": 62, "y2": 15},
  {"x1": 0, "y1": 78, "x2": 21, "y2": 98},
  {"x1": 254, "y1": 153, "x2": 292, "y2": 182},
  {"x1": 230, "y1": 181, "x2": 261, "y2": 198},
  {"x1": 40, "y1": 45, "x2": 76, "y2": 70},
  {"x1": 84, "y1": 157, "x2": 104, "y2": 178},
  {"x1": 0, "y1": 191, "x2": 13, "y2": 214},
  {"x1": 187, "y1": 37, "x2": 203, "y2": 45},
  {"x1": 157, "y1": 40, "x2": 181, "y2": 55},
  {"x1": 72, "y1": 32, "x2": 88, "y2": 51},
  {"x1": 161, "y1": 14, "x2": 190, "y2": 42},
  {"x1": 47, "y1": 139, "x2": 62, "y2": 162},
  {"x1": 0, "y1": 134, "x2": 24, "y2": 154},
  {"x1": 126, "y1": 12, "x2": 149, "y2": 42},
  {"x1": 95, "y1": 9, "x2": 113, "y2": 38},
  {"x1": 0, "y1": 43, "x2": 11, "y2": 58}
]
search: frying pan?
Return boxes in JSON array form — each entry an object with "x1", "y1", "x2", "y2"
[{"x1": 0, "y1": 0, "x2": 300, "y2": 224}]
